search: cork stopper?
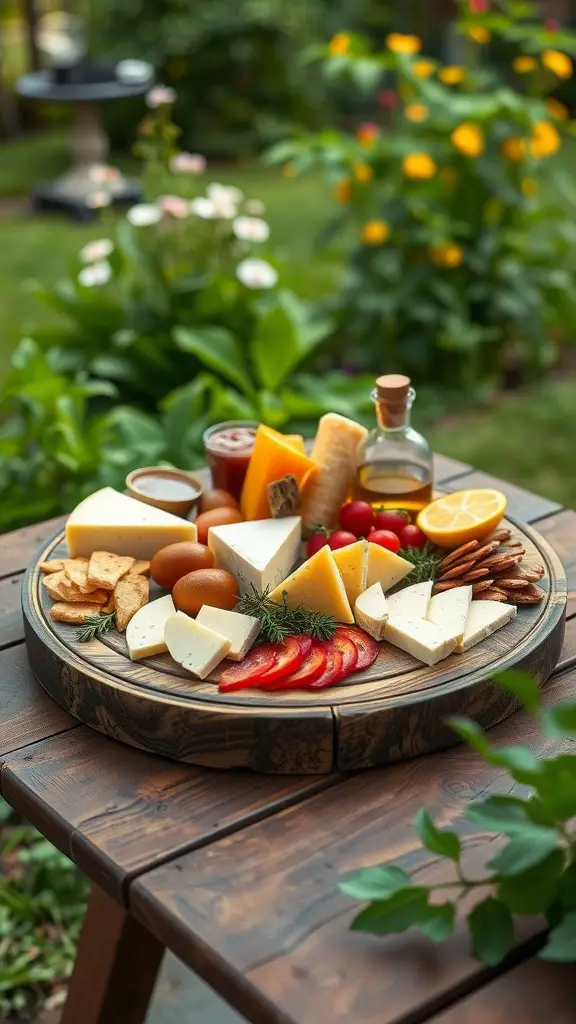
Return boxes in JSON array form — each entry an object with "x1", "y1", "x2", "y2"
[{"x1": 375, "y1": 374, "x2": 412, "y2": 428}]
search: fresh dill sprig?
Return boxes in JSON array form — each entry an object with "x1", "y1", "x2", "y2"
[
  {"x1": 395, "y1": 543, "x2": 444, "y2": 588},
  {"x1": 236, "y1": 585, "x2": 336, "y2": 644},
  {"x1": 75, "y1": 611, "x2": 116, "y2": 643}
]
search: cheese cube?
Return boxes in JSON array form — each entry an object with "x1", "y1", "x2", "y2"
[
  {"x1": 240, "y1": 425, "x2": 316, "y2": 521},
  {"x1": 195, "y1": 605, "x2": 261, "y2": 661},
  {"x1": 384, "y1": 615, "x2": 457, "y2": 667},
  {"x1": 208, "y1": 516, "x2": 301, "y2": 595},
  {"x1": 126, "y1": 594, "x2": 175, "y2": 661},
  {"x1": 366, "y1": 543, "x2": 414, "y2": 593},
  {"x1": 333, "y1": 540, "x2": 368, "y2": 606},
  {"x1": 354, "y1": 583, "x2": 388, "y2": 640},
  {"x1": 164, "y1": 612, "x2": 231, "y2": 679},
  {"x1": 66, "y1": 487, "x2": 197, "y2": 559},
  {"x1": 387, "y1": 581, "x2": 432, "y2": 620},
  {"x1": 456, "y1": 600, "x2": 517, "y2": 653},
  {"x1": 269, "y1": 544, "x2": 354, "y2": 623},
  {"x1": 426, "y1": 586, "x2": 472, "y2": 644}
]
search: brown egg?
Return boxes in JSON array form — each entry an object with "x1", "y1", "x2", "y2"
[
  {"x1": 150, "y1": 542, "x2": 214, "y2": 590},
  {"x1": 194, "y1": 506, "x2": 244, "y2": 545},
  {"x1": 173, "y1": 569, "x2": 238, "y2": 616},
  {"x1": 199, "y1": 489, "x2": 240, "y2": 515}
]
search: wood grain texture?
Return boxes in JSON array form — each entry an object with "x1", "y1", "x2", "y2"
[
  {"x1": 0, "y1": 573, "x2": 24, "y2": 649},
  {"x1": 131, "y1": 664, "x2": 576, "y2": 1024},
  {"x1": 0, "y1": 643, "x2": 75, "y2": 758},
  {"x1": 433, "y1": 454, "x2": 471, "y2": 482},
  {"x1": 1, "y1": 726, "x2": 340, "y2": 904},
  {"x1": 535, "y1": 510, "x2": 576, "y2": 617},
  {"x1": 443, "y1": 469, "x2": 562, "y2": 523},
  {"x1": 0, "y1": 514, "x2": 66, "y2": 580},
  {"x1": 557, "y1": 613, "x2": 576, "y2": 670}
]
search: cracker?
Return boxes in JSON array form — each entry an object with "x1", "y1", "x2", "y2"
[
  {"x1": 102, "y1": 592, "x2": 115, "y2": 614},
  {"x1": 114, "y1": 574, "x2": 149, "y2": 632},
  {"x1": 88, "y1": 551, "x2": 136, "y2": 591},
  {"x1": 39, "y1": 559, "x2": 66, "y2": 574},
  {"x1": 63, "y1": 558, "x2": 97, "y2": 594},
  {"x1": 49, "y1": 602, "x2": 104, "y2": 624},
  {"x1": 43, "y1": 571, "x2": 108, "y2": 605},
  {"x1": 129, "y1": 560, "x2": 151, "y2": 577}
]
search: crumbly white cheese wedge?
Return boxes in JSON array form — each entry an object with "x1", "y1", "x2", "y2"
[
  {"x1": 354, "y1": 582, "x2": 388, "y2": 640},
  {"x1": 164, "y1": 612, "x2": 231, "y2": 679},
  {"x1": 456, "y1": 600, "x2": 517, "y2": 653},
  {"x1": 208, "y1": 516, "x2": 301, "y2": 595},
  {"x1": 126, "y1": 594, "x2": 175, "y2": 661},
  {"x1": 426, "y1": 585, "x2": 472, "y2": 644},
  {"x1": 384, "y1": 615, "x2": 457, "y2": 667},
  {"x1": 195, "y1": 605, "x2": 261, "y2": 661},
  {"x1": 66, "y1": 487, "x2": 197, "y2": 559},
  {"x1": 387, "y1": 581, "x2": 433, "y2": 620}
]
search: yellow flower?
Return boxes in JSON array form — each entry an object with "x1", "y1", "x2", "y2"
[
  {"x1": 334, "y1": 179, "x2": 351, "y2": 204},
  {"x1": 521, "y1": 177, "x2": 539, "y2": 197},
  {"x1": 467, "y1": 26, "x2": 491, "y2": 44},
  {"x1": 329, "y1": 33, "x2": 351, "y2": 56},
  {"x1": 431, "y1": 244, "x2": 464, "y2": 268},
  {"x1": 413, "y1": 59, "x2": 435, "y2": 78},
  {"x1": 354, "y1": 162, "x2": 373, "y2": 182},
  {"x1": 542, "y1": 49, "x2": 573, "y2": 79},
  {"x1": 386, "y1": 33, "x2": 422, "y2": 55},
  {"x1": 403, "y1": 152, "x2": 437, "y2": 179},
  {"x1": 501, "y1": 137, "x2": 527, "y2": 161},
  {"x1": 362, "y1": 220, "x2": 390, "y2": 245},
  {"x1": 513, "y1": 55, "x2": 537, "y2": 73},
  {"x1": 530, "y1": 119, "x2": 561, "y2": 157},
  {"x1": 546, "y1": 97, "x2": 569, "y2": 120},
  {"x1": 405, "y1": 103, "x2": 429, "y2": 122},
  {"x1": 440, "y1": 167, "x2": 458, "y2": 187},
  {"x1": 451, "y1": 122, "x2": 484, "y2": 157},
  {"x1": 439, "y1": 66, "x2": 465, "y2": 85},
  {"x1": 283, "y1": 162, "x2": 297, "y2": 178}
]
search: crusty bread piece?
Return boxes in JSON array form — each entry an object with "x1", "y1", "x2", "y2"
[
  {"x1": 49, "y1": 602, "x2": 103, "y2": 624},
  {"x1": 43, "y1": 571, "x2": 108, "y2": 605},
  {"x1": 39, "y1": 559, "x2": 66, "y2": 574},
  {"x1": 114, "y1": 574, "x2": 149, "y2": 631}
]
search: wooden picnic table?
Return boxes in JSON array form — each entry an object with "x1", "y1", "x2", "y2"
[{"x1": 1, "y1": 453, "x2": 575, "y2": 1024}]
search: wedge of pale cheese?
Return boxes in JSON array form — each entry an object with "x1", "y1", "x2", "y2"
[
  {"x1": 354, "y1": 582, "x2": 388, "y2": 640},
  {"x1": 387, "y1": 581, "x2": 433, "y2": 619},
  {"x1": 164, "y1": 612, "x2": 230, "y2": 679},
  {"x1": 66, "y1": 487, "x2": 197, "y2": 559},
  {"x1": 126, "y1": 594, "x2": 175, "y2": 661},
  {"x1": 333, "y1": 540, "x2": 368, "y2": 607},
  {"x1": 366, "y1": 542, "x2": 413, "y2": 593},
  {"x1": 196, "y1": 605, "x2": 261, "y2": 661},
  {"x1": 269, "y1": 544, "x2": 354, "y2": 623},
  {"x1": 301, "y1": 413, "x2": 367, "y2": 531},
  {"x1": 208, "y1": 516, "x2": 301, "y2": 595},
  {"x1": 385, "y1": 615, "x2": 457, "y2": 667},
  {"x1": 426, "y1": 585, "x2": 472, "y2": 644},
  {"x1": 456, "y1": 600, "x2": 517, "y2": 653}
]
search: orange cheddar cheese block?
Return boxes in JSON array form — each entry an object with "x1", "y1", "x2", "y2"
[
  {"x1": 284, "y1": 434, "x2": 306, "y2": 453},
  {"x1": 269, "y1": 544, "x2": 354, "y2": 623},
  {"x1": 240, "y1": 425, "x2": 316, "y2": 521}
]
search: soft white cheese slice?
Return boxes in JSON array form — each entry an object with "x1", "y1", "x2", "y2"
[
  {"x1": 456, "y1": 600, "x2": 517, "y2": 653},
  {"x1": 164, "y1": 612, "x2": 231, "y2": 679},
  {"x1": 208, "y1": 516, "x2": 301, "y2": 595},
  {"x1": 354, "y1": 583, "x2": 388, "y2": 641},
  {"x1": 426, "y1": 585, "x2": 472, "y2": 644},
  {"x1": 384, "y1": 615, "x2": 457, "y2": 667},
  {"x1": 195, "y1": 605, "x2": 261, "y2": 661},
  {"x1": 126, "y1": 594, "x2": 175, "y2": 661},
  {"x1": 387, "y1": 581, "x2": 433, "y2": 620}
]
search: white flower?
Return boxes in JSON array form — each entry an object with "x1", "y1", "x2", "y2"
[
  {"x1": 190, "y1": 193, "x2": 236, "y2": 220},
  {"x1": 78, "y1": 260, "x2": 112, "y2": 287},
  {"x1": 207, "y1": 182, "x2": 244, "y2": 204},
  {"x1": 245, "y1": 199, "x2": 265, "y2": 215},
  {"x1": 190, "y1": 196, "x2": 216, "y2": 219},
  {"x1": 233, "y1": 216, "x2": 270, "y2": 242},
  {"x1": 89, "y1": 164, "x2": 121, "y2": 184},
  {"x1": 127, "y1": 203, "x2": 162, "y2": 226},
  {"x1": 158, "y1": 194, "x2": 190, "y2": 219},
  {"x1": 146, "y1": 85, "x2": 176, "y2": 108},
  {"x1": 236, "y1": 258, "x2": 278, "y2": 289},
  {"x1": 79, "y1": 238, "x2": 114, "y2": 263},
  {"x1": 170, "y1": 152, "x2": 206, "y2": 175},
  {"x1": 86, "y1": 191, "x2": 111, "y2": 209}
]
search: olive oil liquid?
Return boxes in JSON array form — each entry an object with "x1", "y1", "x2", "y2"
[{"x1": 354, "y1": 460, "x2": 433, "y2": 516}]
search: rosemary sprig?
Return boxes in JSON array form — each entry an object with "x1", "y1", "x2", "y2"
[
  {"x1": 236, "y1": 585, "x2": 337, "y2": 644},
  {"x1": 75, "y1": 611, "x2": 116, "y2": 643},
  {"x1": 395, "y1": 543, "x2": 444, "y2": 588}
]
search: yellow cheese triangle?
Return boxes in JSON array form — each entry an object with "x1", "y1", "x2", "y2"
[
  {"x1": 332, "y1": 540, "x2": 368, "y2": 607},
  {"x1": 284, "y1": 434, "x2": 306, "y2": 453},
  {"x1": 240, "y1": 425, "x2": 316, "y2": 521},
  {"x1": 366, "y1": 542, "x2": 414, "y2": 593},
  {"x1": 269, "y1": 544, "x2": 354, "y2": 624}
]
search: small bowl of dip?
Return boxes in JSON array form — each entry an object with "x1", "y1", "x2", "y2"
[{"x1": 126, "y1": 467, "x2": 203, "y2": 518}]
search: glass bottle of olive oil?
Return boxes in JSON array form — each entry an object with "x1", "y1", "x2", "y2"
[{"x1": 353, "y1": 374, "x2": 433, "y2": 517}]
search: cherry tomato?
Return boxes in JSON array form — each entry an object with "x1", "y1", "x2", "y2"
[
  {"x1": 219, "y1": 645, "x2": 278, "y2": 691},
  {"x1": 339, "y1": 500, "x2": 374, "y2": 538},
  {"x1": 262, "y1": 642, "x2": 327, "y2": 690},
  {"x1": 369, "y1": 529, "x2": 401, "y2": 553},
  {"x1": 329, "y1": 530, "x2": 358, "y2": 550},
  {"x1": 306, "y1": 529, "x2": 330, "y2": 558},
  {"x1": 398, "y1": 523, "x2": 427, "y2": 549},
  {"x1": 336, "y1": 626, "x2": 379, "y2": 670},
  {"x1": 372, "y1": 509, "x2": 408, "y2": 535}
]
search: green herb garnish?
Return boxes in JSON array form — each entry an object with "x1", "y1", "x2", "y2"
[
  {"x1": 236, "y1": 585, "x2": 336, "y2": 644},
  {"x1": 75, "y1": 611, "x2": 116, "y2": 643},
  {"x1": 395, "y1": 543, "x2": 444, "y2": 588}
]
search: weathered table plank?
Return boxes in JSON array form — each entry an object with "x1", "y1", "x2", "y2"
[
  {"x1": 130, "y1": 664, "x2": 576, "y2": 1024},
  {"x1": 444, "y1": 469, "x2": 562, "y2": 523},
  {"x1": 0, "y1": 514, "x2": 67, "y2": 580},
  {"x1": 433, "y1": 454, "x2": 471, "y2": 482},
  {"x1": 534, "y1": 510, "x2": 576, "y2": 617},
  {"x1": 0, "y1": 574, "x2": 25, "y2": 649},
  {"x1": 0, "y1": 643, "x2": 76, "y2": 758}
]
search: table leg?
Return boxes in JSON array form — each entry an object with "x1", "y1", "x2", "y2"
[{"x1": 60, "y1": 883, "x2": 164, "y2": 1024}]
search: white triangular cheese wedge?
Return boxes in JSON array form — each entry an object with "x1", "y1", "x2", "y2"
[
  {"x1": 207, "y1": 516, "x2": 301, "y2": 595},
  {"x1": 387, "y1": 581, "x2": 433, "y2": 619},
  {"x1": 456, "y1": 600, "x2": 517, "y2": 653},
  {"x1": 126, "y1": 594, "x2": 175, "y2": 661},
  {"x1": 384, "y1": 615, "x2": 457, "y2": 666},
  {"x1": 164, "y1": 611, "x2": 231, "y2": 678},
  {"x1": 355, "y1": 582, "x2": 388, "y2": 640},
  {"x1": 427, "y1": 586, "x2": 472, "y2": 643}
]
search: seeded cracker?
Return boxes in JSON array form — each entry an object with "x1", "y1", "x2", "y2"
[
  {"x1": 63, "y1": 558, "x2": 97, "y2": 593},
  {"x1": 43, "y1": 571, "x2": 109, "y2": 605},
  {"x1": 50, "y1": 602, "x2": 104, "y2": 624},
  {"x1": 102, "y1": 592, "x2": 115, "y2": 614},
  {"x1": 130, "y1": 560, "x2": 151, "y2": 577},
  {"x1": 88, "y1": 551, "x2": 136, "y2": 590},
  {"x1": 114, "y1": 574, "x2": 149, "y2": 631},
  {"x1": 39, "y1": 559, "x2": 66, "y2": 574}
]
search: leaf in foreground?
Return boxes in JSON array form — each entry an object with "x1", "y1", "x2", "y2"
[
  {"x1": 415, "y1": 809, "x2": 461, "y2": 862},
  {"x1": 468, "y1": 897, "x2": 514, "y2": 966},
  {"x1": 350, "y1": 888, "x2": 429, "y2": 935},
  {"x1": 541, "y1": 912, "x2": 576, "y2": 962},
  {"x1": 339, "y1": 865, "x2": 411, "y2": 901}
]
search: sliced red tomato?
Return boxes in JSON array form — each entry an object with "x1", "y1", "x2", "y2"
[
  {"x1": 331, "y1": 632, "x2": 358, "y2": 675},
  {"x1": 308, "y1": 644, "x2": 344, "y2": 690},
  {"x1": 336, "y1": 626, "x2": 379, "y2": 670},
  {"x1": 292, "y1": 634, "x2": 313, "y2": 658},
  {"x1": 219, "y1": 644, "x2": 279, "y2": 692},
  {"x1": 261, "y1": 642, "x2": 327, "y2": 690},
  {"x1": 254, "y1": 636, "x2": 304, "y2": 685}
]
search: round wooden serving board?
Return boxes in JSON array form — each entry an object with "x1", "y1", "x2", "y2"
[{"x1": 23, "y1": 516, "x2": 566, "y2": 774}]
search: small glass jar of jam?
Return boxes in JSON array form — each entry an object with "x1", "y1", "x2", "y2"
[{"x1": 203, "y1": 420, "x2": 258, "y2": 501}]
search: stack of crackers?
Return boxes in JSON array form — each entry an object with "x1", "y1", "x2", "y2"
[{"x1": 40, "y1": 552, "x2": 151, "y2": 632}]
